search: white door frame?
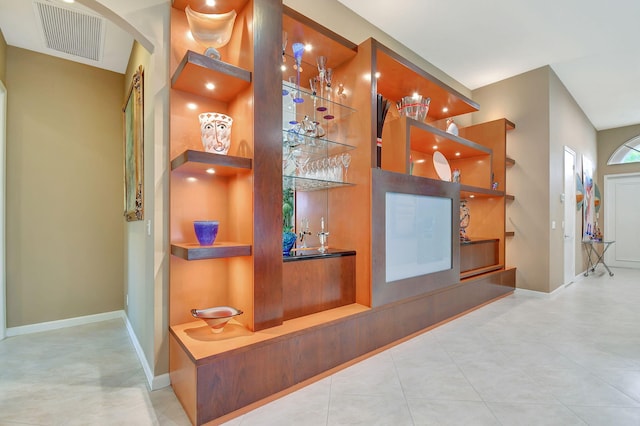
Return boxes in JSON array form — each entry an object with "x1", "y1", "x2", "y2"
[
  {"x1": 0, "y1": 80, "x2": 6, "y2": 340},
  {"x1": 563, "y1": 146, "x2": 576, "y2": 284},
  {"x1": 604, "y1": 172, "x2": 640, "y2": 268}
]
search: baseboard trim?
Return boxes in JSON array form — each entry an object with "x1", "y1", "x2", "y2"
[
  {"x1": 6, "y1": 310, "x2": 124, "y2": 337},
  {"x1": 122, "y1": 315, "x2": 170, "y2": 391}
]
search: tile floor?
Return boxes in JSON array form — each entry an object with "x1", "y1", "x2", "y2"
[{"x1": 1, "y1": 267, "x2": 639, "y2": 425}]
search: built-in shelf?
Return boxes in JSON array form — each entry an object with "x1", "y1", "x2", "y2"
[
  {"x1": 408, "y1": 118, "x2": 491, "y2": 159},
  {"x1": 505, "y1": 231, "x2": 515, "y2": 237},
  {"x1": 171, "y1": 50, "x2": 251, "y2": 102},
  {"x1": 282, "y1": 131, "x2": 356, "y2": 158},
  {"x1": 283, "y1": 82, "x2": 356, "y2": 124},
  {"x1": 506, "y1": 119, "x2": 516, "y2": 130},
  {"x1": 460, "y1": 264, "x2": 504, "y2": 280},
  {"x1": 460, "y1": 185, "x2": 504, "y2": 199},
  {"x1": 284, "y1": 248, "x2": 356, "y2": 262},
  {"x1": 373, "y1": 40, "x2": 479, "y2": 120},
  {"x1": 505, "y1": 194, "x2": 515, "y2": 201},
  {"x1": 171, "y1": 150, "x2": 252, "y2": 176},
  {"x1": 171, "y1": 242, "x2": 252, "y2": 261},
  {"x1": 283, "y1": 175, "x2": 355, "y2": 192},
  {"x1": 170, "y1": 303, "x2": 370, "y2": 361},
  {"x1": 506, "y1": 157, "x2": 516, "y2": 167}
]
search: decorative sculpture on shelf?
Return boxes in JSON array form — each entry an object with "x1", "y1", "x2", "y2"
[
  {"x1": 291, "y1": 42, "x2": 305, "y2": 103},
  {"x1": 199, "y1": 112, "x2": 232, "y2": 155},
  {"x1": 446, "y1": 118, "x2": 459, "y2": 136},
  {"x1": 318, "y1": 217, "x2": 330, "y2": 253},
  {"x1": 185, "y1": 6, "x2": 237, "y2": 61},
  {"x1": 460, "y1": 199, "x2": 470, "y2": 242}
]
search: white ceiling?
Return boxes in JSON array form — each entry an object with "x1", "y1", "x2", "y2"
[
  {"x1": 337, "y1": 0, "x2": 640, "y2": 131},
  {"x1": 0, "y1": 0, "x2": 133, "y2": 74},
  {"x1": 1, "y1": 0, "x2": 638, "y2": 131}
]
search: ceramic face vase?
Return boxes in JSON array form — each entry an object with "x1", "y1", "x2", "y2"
[{"x1": 199, "y1": 112, "x2": 233, "y2": 155}]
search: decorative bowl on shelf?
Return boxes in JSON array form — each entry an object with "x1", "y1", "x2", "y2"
[
  {"x1": 191, "y1": 306, "x2": 243, "y2": 333},
  {"x1": 185, "y1": 6, "x2": 237, "y2": 61},
  {"x1": 397, "y1": 95, "x2": 430, "y2": 122},
  {"x1": 199, "y1": 112, "x2": 233, "y2": 155},
  {"x1": 194, "y1": 220, "x2": 219, "y2": 246}
]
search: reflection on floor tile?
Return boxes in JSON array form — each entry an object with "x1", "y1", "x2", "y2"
[{"x1": 2, "y1": 268, "x2": 639, "y2": 425}]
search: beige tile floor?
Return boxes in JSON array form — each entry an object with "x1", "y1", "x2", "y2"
[{"x1": 1, "y1": 266, "x2": 639, "y2": 425}]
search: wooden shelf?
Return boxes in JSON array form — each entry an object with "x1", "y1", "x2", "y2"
[
  {"x1": 505, "y1": 194, "x2": 515, "y2": 201},
  {"x1": 282, "y1": 6, "x2": 358, "y2": 87},
  {"x1": 506, "y1": 119, "x2": 516, "y2": 130},
  {"x1": 506, "y1": 157, "x2": 516, "y2": 167},
  {"x1": 460, "y1": 185, "x2": 504, "y2": 199},
  {"x1": 171, "y1": 242, "x2": 251, "y2": 260},
  {"x1": 171, "y1": 150, "x2": 252, "y2": 176},
  {"x1": 373, "y1": 40, "x2": 479, "y2": 120},
  {"x1": 460, "y1": 264, "x2": 504, "y2": 280},
  {"x1": 505, "y1": 231, "x2": 515, "y2": 237},
  {"x1": 171, "y1": 50, "x2": 251, "y2": 101},
  {"x1": 408, "y1": 118, "x2": 491, "y2": 159},
  {"x1": 170, "y1": 303, "x2": 370, "y2": 362}
]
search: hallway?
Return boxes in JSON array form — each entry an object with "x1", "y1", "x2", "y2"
[{"x1": 1, "y1": 267, "x2": 638, "y2": 425}]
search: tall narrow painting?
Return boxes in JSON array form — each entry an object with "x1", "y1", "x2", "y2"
[
  {"x1": 582, "y1": 155, "x2": 595, "y2": 240},
  {"x1": 123, "y1": 66, "x2": 144, "y2": 221}
]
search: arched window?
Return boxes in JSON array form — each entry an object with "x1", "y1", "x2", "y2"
[{"x1": 608, "y1": 135, "x2": 640, "y2": 165}]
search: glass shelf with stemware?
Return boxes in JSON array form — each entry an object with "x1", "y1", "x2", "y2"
[
  {"x1": 282, "y1": 81, "x2": 356, "y2": 192},
  {"x1": 283, "y1": 175, "x2": 354, "y2": 192},
  {"x1": 282, "y1": 81, "x2": 356, "y2": 125}
]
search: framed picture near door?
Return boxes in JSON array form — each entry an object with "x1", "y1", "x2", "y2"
[
  {"x1": 582, "y1": 155, "x2": 595, "y2": 240},
  {"x1": 123, "y1": 65, "x2": 144, "y2": 221}
]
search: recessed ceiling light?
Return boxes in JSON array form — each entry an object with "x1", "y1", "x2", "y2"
[
  {"x1": 280, "y1": 64, "x2": 287, "y2": 72},
  {"x1": 455, "y1": 152, "x2": 461, "y2": 156},
  {"x1": 442, "y1": 107, "x2": 449, "y2": 113},
  {"x1": 186, "y1": 177, "x2": 197, "y2": 182},
  {"x1": 415, "y1": 159, "x2": 426, "y2": 164},
  {"x1": 206, "y1": 168, "x2": 215, "y2": 174},
  {"x1": 432, "y1": 145, "x2": 438, "y2": 150},
  {"x1": 469, "y1": 194, "x2": 475, "y2": 198},
  {"x1": 304, "y1": 44, "x2": 312, "y2": 51},
  {"x1": 187, "y1": 103, "x2": 197, "y2": 110},
  {"x1": 206, "y1": 0, "x2": 216, "y2": 6},
  {"x1": 374, "y1": 71, "x2": 381, "y2": 79},
  {"x1": 205, "y1": 82, "x2": 215, "y2": 90}
]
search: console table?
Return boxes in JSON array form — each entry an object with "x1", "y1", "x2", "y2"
[{"x1": 583, "y1": 240, "x2": 615, "y2": 277}]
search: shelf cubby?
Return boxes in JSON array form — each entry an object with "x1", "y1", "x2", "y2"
[
  {"x1": 170, "y1": 242, "x2": 251, "y2": 261},
  {"x1": 171, "y1": 50, "x2": 251, "y2": 102},
  {"x1": 171, "y1": 150, "x2": 252, "y2": 176}
]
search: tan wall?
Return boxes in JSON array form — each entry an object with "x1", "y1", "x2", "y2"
[
  {"x1": 5, "y1": 47, "x2": 124, "y2": 327},
  {"x1": 470, "y1": 66, "x2": 597, "y2": 292},
  {"x1": 548, "y1": 70, "x2": 597, "y2": 289},
  {"x1": 597, "y1": 124, "x2": 640, "y2": 229},
  {"x1": 470, "y1": 67, "x2": 551, "y2": 292}
]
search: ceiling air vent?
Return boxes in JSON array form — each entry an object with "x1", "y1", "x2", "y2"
[{"x1": 34, "y1": 0, "x2": 105, "y2": 61}]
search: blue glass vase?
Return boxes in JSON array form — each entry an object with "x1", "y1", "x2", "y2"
[
  {"x1": 282, "y1": 231, "x2": 297, "y2": 256},
  {"x1": 194, "y1": 221, "x2": 219, "y2": 246}
]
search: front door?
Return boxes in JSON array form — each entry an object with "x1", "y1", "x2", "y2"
[{"x1": 604, "y1": 173, "x2": 640, "y2": 268}]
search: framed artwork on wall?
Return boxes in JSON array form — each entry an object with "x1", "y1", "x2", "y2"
[
  {"x1": 123, "y1": 65, "x2": 144, "y2": 221},
  {"x1": 582, "y1": 155, "x2": 595, "y2": 240}
]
